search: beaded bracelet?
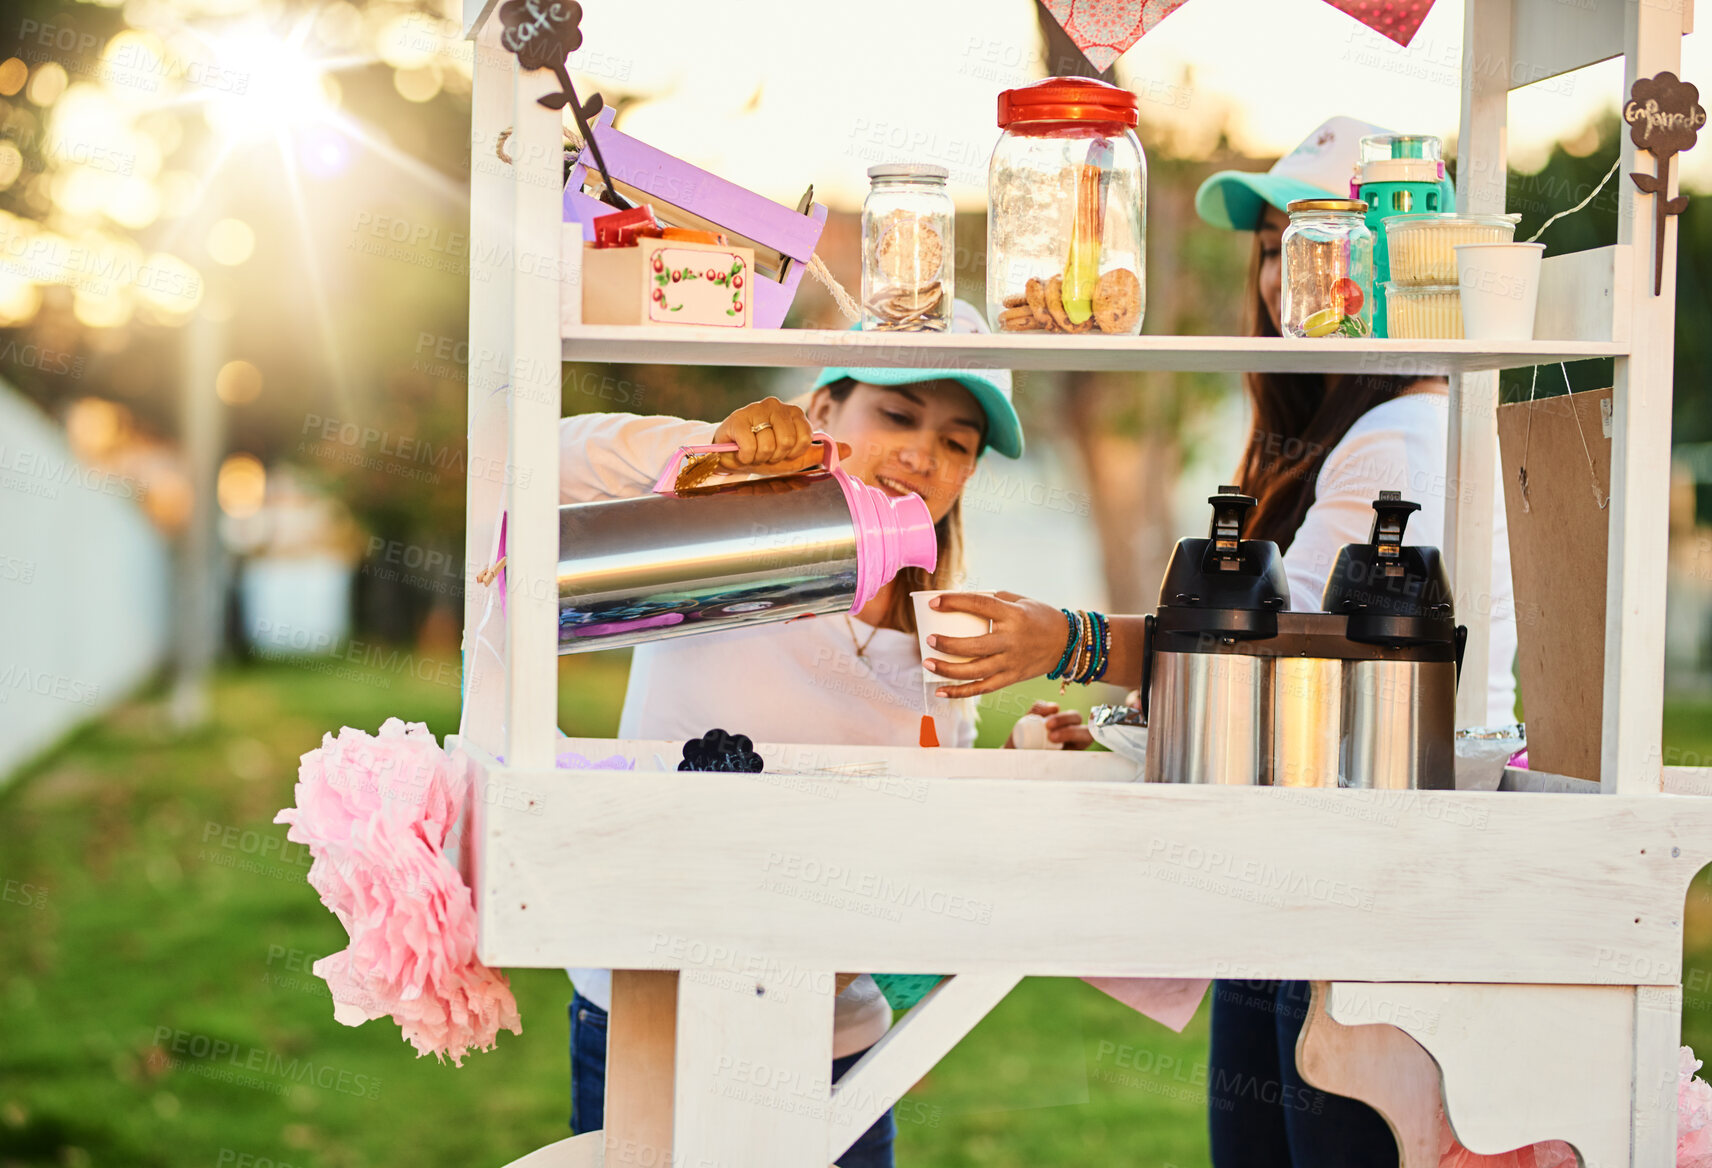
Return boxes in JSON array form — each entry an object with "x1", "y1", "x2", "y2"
[
  {"x1": 1061, "y1": 610, "x2": 1088, "y2": 690},
  {"x1": 1046, "y1": 608, "x2": 1079, "y2": 680},
  {"x1": 1089, "y1": 611, "x2": 1112, "y2": 683},
  {"x1": 1050, "y1": 608, "x2": 1112, "y2": 689}
]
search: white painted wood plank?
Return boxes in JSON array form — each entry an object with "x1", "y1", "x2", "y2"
[
  {"x1": 1633, "y1": 986, "x2": 1682, "y2": 1168},
  {"x1": 1499, "y1": 767, "x2": 1600, "y2": 794},
  {"x1": 1602, "y1": 0, "x2": 1687, "y2": 795},
  {"x1": 559, "y1": 325, "x2": 1623, "y2": 374},
  {"x1": 1535, "y1": 244, "x2": 1631, "y2": 345},
  {"x1": 497, "y1": 1132, "x2": 604, "y2": 1168},
  {"x1": 476, "y1": 769, "x2": 1712, "y2": 981},
  {"x1": 460, "y1": 17, "x2": 514, "y2": 758},
  {"x1": 1509, "y1": 0, "x2": 1625, "y2": 89},
  {"x1": 505, "y1": 60, "x2": 562, "y2": 771},
  {"x1": 554, "y1": 736, "x2": 1138, "y2": 783},
  {"x1": 827, "y1": 973, "x2": 1020, "y2": 1164},
  {"x1": 1447, "y1": 0, "x2": 1512, "y2": 730},
  {"x1": 1298, "y1": 982, "x2": 1443, "y2": 1168},
  {"x1": 1663, "y1": 767, "x2": 1712, "y2": 795},
  {"x1": 1328, "y1": 983, "x2": 1634, "y2": 1168},
  {"x1": 672, "y1": 961, "x2": 834, "y2": 1168}
]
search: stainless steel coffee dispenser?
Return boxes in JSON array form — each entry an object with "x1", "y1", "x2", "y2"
[{"x1": 1140, "y1": 488, "x2": 1464, "y2": 789}]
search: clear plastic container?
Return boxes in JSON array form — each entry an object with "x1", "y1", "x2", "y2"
[
  {"x1": 987, "y1": 77, "x2": 1146, "y2": 336},
  {"x1": 1281, "y1": 199, "x2": 1374, "y2": 339},
  {"x1": 1384, "y1": 213, "x2": 1520, "y2": 285},
  {"x1": 861, "y1": 164, "x2": 954, "y2": 332},
  {"x1": 1384, "y1": 282, "x2": 1464, "y2": 339}
]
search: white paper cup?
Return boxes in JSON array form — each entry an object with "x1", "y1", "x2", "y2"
[
  {"x1": 1455, "y1": 242, "x2": 1544, "y2": 342},
  {"x1": 911, "y1": 590, "x2": 993, "y2": 667}
]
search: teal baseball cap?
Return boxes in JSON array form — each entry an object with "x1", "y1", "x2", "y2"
[
  {"x1": 1196, "y1": 116, "x2": 1392, "y2": 231},
  {"x1": 811, "y1": 300, "x2": 1023, "y2": 459}
]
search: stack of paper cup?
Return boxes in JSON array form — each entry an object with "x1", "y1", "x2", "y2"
[
  {"x1": 1455, "y1": 242, "x2": 1545, "y2": 342},
  {"x1": 912, "y1": 590, "x2": 992, "y2": 746}
]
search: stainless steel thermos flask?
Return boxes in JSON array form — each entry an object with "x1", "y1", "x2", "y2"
[
  {"x1": 1140, "y1": 488, "x2": 1464, "y2": 789},
  {"x1": 553, "y1": 436, "x2": 937, "y2": 653}
]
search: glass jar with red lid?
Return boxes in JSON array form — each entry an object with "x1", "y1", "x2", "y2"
[{"x1": 987, "y1": 77, "x2": 1146, "y2": 336}]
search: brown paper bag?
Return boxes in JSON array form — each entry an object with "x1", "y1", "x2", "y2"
[{"x1": 1495, "y1": 388, "x2": 1613, "y2": 781}]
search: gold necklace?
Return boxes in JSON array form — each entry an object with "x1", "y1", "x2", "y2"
[{"x1": 843, "y1": 615, "x2": 882, "y2": 658}]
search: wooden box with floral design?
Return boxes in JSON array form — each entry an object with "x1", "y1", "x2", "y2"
[{"x1": 581, "y1": 237, "x2": 754, "y2": 329}]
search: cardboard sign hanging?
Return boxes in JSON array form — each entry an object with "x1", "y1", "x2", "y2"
[{"x1": 1495, "y1": 388, "x2": 1613, "y2": 782}]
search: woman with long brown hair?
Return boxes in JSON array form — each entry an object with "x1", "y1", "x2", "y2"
[{"x1": 925, "y1": 118, "x2": 1517, "y2": 1165}]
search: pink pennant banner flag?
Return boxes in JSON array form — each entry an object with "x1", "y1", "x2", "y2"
[
  {"x1": 1041, "y1": 0, "x2": 1436, "y2": 71},
  {"x1": 1039, "y1": 0, "x2": 1192, "y2": 72},
  {"x1": 1319, "y1": 0, "x2": 1437, "y2": 45}
]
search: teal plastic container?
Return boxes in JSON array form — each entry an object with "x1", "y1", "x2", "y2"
[{"x1": 1355, "y1": 134, "x2": 1456, "y2": 338}]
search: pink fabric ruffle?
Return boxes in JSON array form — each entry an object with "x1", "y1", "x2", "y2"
[
  {"x1": 276, "y1": 718, "x2": 521, "y2": 1065},
  {"x1": 1438, "y1": 1046, "x2": 1712, "y2": 1168}
]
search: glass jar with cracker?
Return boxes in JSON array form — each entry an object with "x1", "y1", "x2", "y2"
[{"x1": 861, "y1": 164, "x2": 955, "y2": 332}]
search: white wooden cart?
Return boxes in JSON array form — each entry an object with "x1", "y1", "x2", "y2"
[{"x1": 455, "y1": 2, "x2": 1712, "y2": 1165}]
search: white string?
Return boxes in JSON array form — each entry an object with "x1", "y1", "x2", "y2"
[
  {"x1": 1560, "y1": 362, "x2": 1610, "y2": 510},
  {"x1": 806, "y1": 253, "x2": 862, "y2": 323},
  {"x1": 1525, "y1": 157, "x2": 1621, "y2": 243}
]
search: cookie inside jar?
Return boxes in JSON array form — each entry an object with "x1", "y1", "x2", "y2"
[
  {"x1": 996, "y1": 268, "x2": 1143, "y2": 334},
  {"x1": 861, "y1": 165, "x2": 954, "y2": 333},
  {"x1": 987, "y1": 78, "x2": 1148, "y2": 337}
]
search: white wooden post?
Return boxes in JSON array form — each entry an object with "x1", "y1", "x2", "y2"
[
  {"x1": 1633, "y1": 986, "x2": 1682, "y2": 1167},
  {"x1": 606, "y1": 971, "x2": 678, "y2": 1168},
  {"x1": 672, "y1": 966, "x2": 835, "y2": 1167},
  {"x1": 461, "y1": 18, "x2": 516, "y2": 757},
  {"x1": 1601, "y1": 0, "x2": 1687, "y2": 794},
  {"x1": 504, "y1": 56, "x2": 562, "y2": 771},
  {"x1": 1447, "y1": 0, "x2": 1511, "y2": 728}
]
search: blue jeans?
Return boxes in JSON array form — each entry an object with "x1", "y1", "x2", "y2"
[
  {"x1": 1207, "y1": 979, "x2": 1397, "y2": 1168},
  {"x1": 571, "y1": 992, "x2": 897, "y2": 1168}
]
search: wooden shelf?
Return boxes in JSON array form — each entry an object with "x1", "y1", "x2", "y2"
[{"x1": 559, "y1": 325, "x2": 1626, "y2": 374}]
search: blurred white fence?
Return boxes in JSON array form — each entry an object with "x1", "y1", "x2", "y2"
[{"x1": 0, "y1": 380, "x2": 170, "y2": 784}]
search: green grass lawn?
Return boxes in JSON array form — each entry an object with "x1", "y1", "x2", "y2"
[{"x1": 2, "y1": 653, "x2": 1710, "y2": 1167}]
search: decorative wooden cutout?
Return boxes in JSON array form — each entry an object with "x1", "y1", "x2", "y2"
[
  {"x1": 1623, "y1": 71, "x2": 1705, "y2": 295},
  {"x1": 497, "y1": 0, "x2": 628, "y2": 208}
]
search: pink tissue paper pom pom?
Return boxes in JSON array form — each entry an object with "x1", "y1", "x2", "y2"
[
  {"x1": 276, "y1": 718, "x2": 521, "y2": 1066},
  {"x1": 1682, "y1": 1047, "x2": 1712, "y2": 1168}
]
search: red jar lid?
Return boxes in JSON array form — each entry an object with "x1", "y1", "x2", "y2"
[{"x1": 997, "y1": 77, "x2": 1139, "y2": 129}]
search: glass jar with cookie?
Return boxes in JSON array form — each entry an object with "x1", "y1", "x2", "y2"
[
  {"x1": 987, "y1": 77, "x2": 1147, "y2": 337},
  {"x1": 861, "y1": 164, "x2": 955, "y2": 332}
]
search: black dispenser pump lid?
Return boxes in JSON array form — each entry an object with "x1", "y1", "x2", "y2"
[
  {"x1": 1368, "y1": 491, "x2": 1421, "y2": 577},
  {"x1": 1152, "y1": 485, "x2": 1290, "y2": 641},
  {"x1": 1321, "y1": 491, "x2": 1456, "y2": 646},
  {"x1": 1207, "y1": 486, "x2": 1256, "y2": 572}
]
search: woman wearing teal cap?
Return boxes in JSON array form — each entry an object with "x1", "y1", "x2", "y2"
[
  {"x1": 925, "y1": 121, "x2": 1519, "y2": 1168},
  {"x1": 555, "y1": 300, "x2": 1088, "y2": 1168}
]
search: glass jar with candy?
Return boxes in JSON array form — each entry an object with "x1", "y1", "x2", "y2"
[
  {"x1": 986, "y1": 77, "x2": 1147, "y2": 336},
  {"x1": 1281, "y1": 198, "x2": 1374, "y2": 338}
]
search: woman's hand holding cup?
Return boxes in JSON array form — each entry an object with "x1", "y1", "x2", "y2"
[{"x1": 922, "y1": 591, "x2": 1076, "y2": 699}]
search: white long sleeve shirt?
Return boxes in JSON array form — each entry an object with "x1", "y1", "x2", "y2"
[
  {"x1": 558, "y1": 411, "x2": 983, "y2": 1056},
  {"x1": 1280, "y1": 388, "x2": 1519, "y2": 725}
]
